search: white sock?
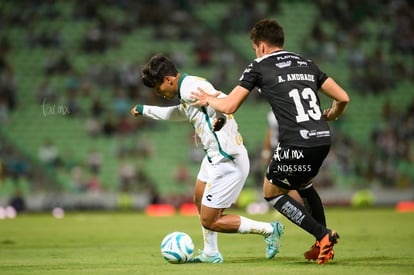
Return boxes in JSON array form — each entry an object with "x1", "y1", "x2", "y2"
[
  {"x1": 238, "y1": 216, "x2": 274, "y2": 236},
  {"x1": 202, "y1": 226, "x2": 219, "y2": 256}
]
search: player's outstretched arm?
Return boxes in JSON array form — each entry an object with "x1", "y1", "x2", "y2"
[
  {"x1": 130, "y1": 104, "x2": 186, "y2": 121},
  {"x1": 191, "y1": 85, "x2": 249, "y2": 114}
]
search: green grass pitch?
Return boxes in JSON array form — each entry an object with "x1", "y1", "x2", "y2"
[{"x1": 0, "y1": 208, "x2": 413, "y2": 274}]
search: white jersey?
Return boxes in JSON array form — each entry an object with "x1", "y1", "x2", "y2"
[
  {"x1": 140, "y1": 74, "x2": 246, "y2": 164},
  {"x1": 267, "y1": 111, "x2": 279, "y2": 148}
]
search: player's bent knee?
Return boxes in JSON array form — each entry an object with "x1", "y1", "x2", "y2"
[
  {"x1": 200, "y1": 219, "x2": 214, "y2": 231},
  {"x1": 200, "y1": 216, "x2": 219, "y2": 231}
]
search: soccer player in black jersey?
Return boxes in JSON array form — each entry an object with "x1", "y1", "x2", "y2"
[{"x1": 191, "y1": 18, "x2": 350, "y2": 265}]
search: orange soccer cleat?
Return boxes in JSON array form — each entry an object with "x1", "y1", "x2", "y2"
[
  {"x1": 304, "y1": 242, "x2": 320, "y2": 261},
  {"x1": 317, "y1": 230, "x2": 340, "y2": 265}
]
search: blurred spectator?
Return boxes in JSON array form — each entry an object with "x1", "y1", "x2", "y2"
[
  {"x1": 133, "y1": 134, "x2": 154, "y2": 158},
  {"x1": 111, "y1": 87, "x2": 130, "y2": 115},
  {"x1": 118, "y1": 158, "x2": 136, "y2": 192},
  {"x1": 173, "y1": 163, "x2": 191, "y2": 186},
  {"x1": 7, "y1": 152, "x2": 30, "y2": 179},
  {"x1": 102, "y1": 114, "x2": 117, "y2": 137},
  {"x1": 0, "y1": 36, "x2": 11, "y2": 55},
  {"x1": 65, "y1": 93, "x2": 82, "y2": 117},
  {"x1": 84, "y1": 117, "x2": 101, "y2": 137},
  {"x1": 0, "y1": 59, "x2": 18, "y2": 111},
  {"x1": 36, "y1": 78, "x2": 57, "y2": 104},
  {"x1": 117, "y1": 114, "x2": 135, "y2": 135},
  {"x1": 194, "y1": 31, "x2": 214, "y2": 66},
  {"x1": 0, "y1": 96, "x2": 9, "y2": 124},
  {"x1": 389, "y1": 0, "x2": 414, "y2": 55},
  {"x1": 364, "y1": 48, "x2": 394, "y2": 94},
  {"x1": 89, "y1": 97, "x2": 106, "y2": 118},
  {"x1": 9, "y1": 188, "x2": 26, "y2": 212},
  {"x1": 87, "y1": 171, "x2": 101, "y2": 192},
  {"x1": 26, "y1": 28, "x2": 63, "y2": 49},
  {"x1": 122, "y1": 63, "x2": 141, "y2": 99},
  {"x1": 38, "y1": 139, "x2": 61, "y2": 168},
  {"x1": 43, "y1": 53, "x2": 72, "y2": 75},
  {"x1": 86, "y1": 149, "x2": 103, "y2": 174},
  {"x1": 82, "y1": 24, "x2": 107, "y2": 54},
  {"x1": 70, "y1": 165, "x2": 88, "y2": 192}
]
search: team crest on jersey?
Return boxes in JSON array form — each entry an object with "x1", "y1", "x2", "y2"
[{"x1": 300, "y1": 130, "x2": 311, "y2": 139}]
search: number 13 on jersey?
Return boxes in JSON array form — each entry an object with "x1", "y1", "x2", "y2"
[{"x1": 289, "y1": 88, "x2": 322, "y2": 123}]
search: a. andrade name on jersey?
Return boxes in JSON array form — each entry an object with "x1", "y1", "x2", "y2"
[{"x1": 278, "y1": 74, "x2": 315, "y2": 83}]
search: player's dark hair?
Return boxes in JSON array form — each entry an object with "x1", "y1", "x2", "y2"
[
  {"x1": 141, "y1": 54, "x2": 178, "y2": 88},
  {"x1": 249, "y1": 19, "x2": 284, "y2": 47}
]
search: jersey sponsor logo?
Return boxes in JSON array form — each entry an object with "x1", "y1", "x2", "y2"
[
  {"x1": 277, "y1": 54, "x2": 300, "y2": 60},
  {"x1": 297, "y1": 61, "x2": 308, "y2": 67},
  {"x1": 275, "y1": 61, "x2": 292, "y2": 68},
  {"x1": 300, "y1": 129, "x2": 330, "y2": 139}
]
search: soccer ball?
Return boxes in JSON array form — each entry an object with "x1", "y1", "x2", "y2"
[{"x1": 160, "y1": 232, "x2": 194, "y2": 264}]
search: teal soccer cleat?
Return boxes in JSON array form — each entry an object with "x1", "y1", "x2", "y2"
[
  {"x1": 265, "y1": 222, "x2": 284, "y2": 259},
  {"x1": 187, "y1": 250, "x2": 223, "y2": 263}
]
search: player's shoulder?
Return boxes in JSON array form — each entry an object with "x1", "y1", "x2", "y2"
[{"x1": 179, "y1": 74, "x2": 217, "y2": 102}]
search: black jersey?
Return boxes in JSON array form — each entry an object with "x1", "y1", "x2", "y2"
[{"x1": 239, "y1": 50, "x2": 331, "y2": 147}]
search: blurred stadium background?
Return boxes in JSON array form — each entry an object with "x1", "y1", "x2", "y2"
[{"x1": 0, "y1": 0, "x2": 413, "y2": 212}]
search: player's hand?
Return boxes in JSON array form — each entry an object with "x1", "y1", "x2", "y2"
[
  {"x1": 323, "y1": 108, "x2": 338, "y2": 121},
  {"x1": 212, "y1": 116, "x2": 226, "y2": 132},
  {"x1": 190, "y1": 87, "x2": 220, "y2": 107},
  {"x1": 131, "y1": 106, "x2": 139, "y2": 116}
]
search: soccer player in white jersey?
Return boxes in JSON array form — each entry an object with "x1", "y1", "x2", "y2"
[{"x1": 130, "y1": 54, "x2": 283, "y2": 263}]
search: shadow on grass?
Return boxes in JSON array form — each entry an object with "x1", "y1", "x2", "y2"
[
  {"x1": 225, "y1": 256, "x2": 311, "y2": 264},
  {"x1": 337, "y1": 256, "x2": 414, "y2": 268},
  {"x1": 225, "y1": 255, "x2": 414, "y2": 268}
]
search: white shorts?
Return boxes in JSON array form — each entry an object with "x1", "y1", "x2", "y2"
[{"x1": 197, "y1": 149, "x2": 249, "y2": 209}]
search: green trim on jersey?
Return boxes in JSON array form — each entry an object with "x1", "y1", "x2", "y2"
[
  {"x1": 135, "y1": 104, "x2": 144, "y2": 115},
  {"x1": 201, "y1": 107, "x2": 234, "y2": 161},
  {"x1": 177, "y1": 73, "x2": 188, "y2": 99}
]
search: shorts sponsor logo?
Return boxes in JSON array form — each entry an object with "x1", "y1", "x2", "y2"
[
  {"x1": 273, "y1": 143, "x2": 304, "y2": 161},
  {"x1": 275, "y1": 165, "x2": 312, "y2": 173}
]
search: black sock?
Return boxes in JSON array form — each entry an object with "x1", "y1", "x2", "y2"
[
  {"x1": 266, "y1": 194, "x2": 328, "y2": 241},
  {"x1": 298, "y1": 186, "x2": 326, "y2": 227}
]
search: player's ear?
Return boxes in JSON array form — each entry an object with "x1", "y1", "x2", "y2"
[{"x1": 165, "y1": 76, "x2": 175, "y2": 86}]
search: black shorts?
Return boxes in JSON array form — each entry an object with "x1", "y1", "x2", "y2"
[{"x1": 265, "y1": 144, "x2": 330, "y2": 190}]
